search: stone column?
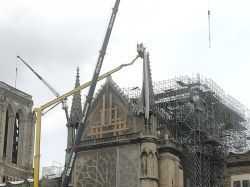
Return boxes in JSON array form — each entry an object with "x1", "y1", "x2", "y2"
[
  {"x1": 0, "y1": 97, "x2": 5, "y2": 158},
  {"x1": 17, "y1": 119, "x2": 23, "y2": 166},
  {"x1": 159, "y1": 152, "x2": 183, "y2": 187},
  {"x1": 0, "y1": 168, "x2": 3, "y2": 183},
  {"x1": 18, "y1": 119, "x2": 29, "y2": 167},
  {"x1": 140, "y1": 141, "x2": 159, "y2": 187},
  {"x1": 28, "y1": 112, "x2": 36, "y2": 170},
  {"x1": 6, "y1": 114, "x2": 15, "y2": 163}
]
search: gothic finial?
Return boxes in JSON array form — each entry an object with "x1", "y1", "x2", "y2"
[
  {"x1": 106, "y1": 75, "x2": 113, "y2": 82},
  {"x1": 75, "y1": 67, "x2": 80, "y2": 88},
  {"x1": 67, "y1": 67, "x2": 83, "y2": 147},
  {"x1": 138, "y1": 46, "x2": 155, "y2": 131}
]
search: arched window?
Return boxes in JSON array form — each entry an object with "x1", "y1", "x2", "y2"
[
  {"x1": 12, "y1": 113, "x2": 20, "y2": 164},
  {"x1": 141, "y1": 150, "x2": 147, "y2": 176},
  {"x1": 3, "y1": 109, "x2": 9, "y2": 157},
  {"x1": 148, "y1": 151, "x2": 154, "y2": 176}
]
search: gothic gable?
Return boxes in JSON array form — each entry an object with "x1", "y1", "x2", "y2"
[{"x1": 82, "y1": 77, "x2": 140, "y2": 140}]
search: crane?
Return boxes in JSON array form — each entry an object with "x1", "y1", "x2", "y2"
[
  {"x1": 16, "y1": 56, "x2": 70, "y2": 121},
  {"x1": 61, "y1": 0, "x2": 121, "y2": 186}
]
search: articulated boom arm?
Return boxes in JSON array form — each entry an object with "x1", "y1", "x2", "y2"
[
  {"x1": 61, "y1": 0, "x2": 121, "y2": 186},
  {"x1": 33, "y1": 53, "x2": 141, "y2": 187}
]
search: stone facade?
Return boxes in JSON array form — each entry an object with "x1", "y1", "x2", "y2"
[
  {"x1": 67, "y1": 78, "x2": 184, "y2": 187},
  {"x1": 226, "y1": 151, "x2": 250, "y2": 187},
  {"x1": 0, "y1": 82, "x2": 35, "y2": 183},
  {"x1": 158, "y1": 152, "x2": 183, "y2": 187},
  {"x1": 140, "y1": 140, "x2": 159, "y2": 187},
  {"x1": 75, "y1": 145, "x2": 140, "y2": 187}
]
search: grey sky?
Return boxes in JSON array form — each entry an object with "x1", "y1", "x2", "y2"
[{"x1": 1, "y1": 0, "x2": 250, "y2": 173}]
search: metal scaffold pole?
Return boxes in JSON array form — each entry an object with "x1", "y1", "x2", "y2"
[{"x1": 122, "y1": 74, "x2": 248, "y2": 187}]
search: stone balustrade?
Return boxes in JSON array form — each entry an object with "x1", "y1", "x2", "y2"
[
  {"x1": 227, "y1": 152, "x2": 250, "y2": 163},
  {"x1": 79, "y1": 132, "x2": 182, "y2": 154},
  {"x1": 80, "y1": 132, "x2": 141, "y2": 147}
]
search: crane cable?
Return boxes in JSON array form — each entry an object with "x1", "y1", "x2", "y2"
[{"x1": 208, "y1": 0, "x2": 211, "y2": 48}]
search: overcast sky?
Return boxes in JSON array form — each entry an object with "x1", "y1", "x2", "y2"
[{"x1": 1, "y1": 0, "x2": 250, "y2": 175}]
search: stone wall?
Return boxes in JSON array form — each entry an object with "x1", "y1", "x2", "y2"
[
  {"x1": 0, "y1": 82, "x2": 35, "y2": 183},
  {"x1": 226, "y1": 151, "x2": 250, "y2": 187},
  {"x1": 226, "y1": 165, "x2": 250, "y2": 187},
  {"x1": 159, "y1": 152, "x2": 183, "y2": 187},
  {"x1": 140, "y1": 141, "x2": 159, "y2": 187},
  {"x1": 74, "y1": 145, "x2": 140, "y2": 187}
]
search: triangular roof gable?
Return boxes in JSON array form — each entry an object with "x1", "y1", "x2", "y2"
[
  {"x1": 82, "y1": 77, "x2": 139, "y2": 140},
  {"x1": 88, "y1": 77, "x2": 132, "y2": 114}
]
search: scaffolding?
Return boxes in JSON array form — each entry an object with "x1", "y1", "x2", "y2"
[
  {"x1": 122, "y1": 74, "x2": 248, "y2": 187},
  {"x1": 42, "y1": 161, "x2": 63, "y2": 179}
]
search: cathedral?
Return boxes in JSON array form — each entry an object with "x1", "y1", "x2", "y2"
[
  {"x1": 65, "y1": 50, "x2": 185, "y2": 187},
  {"x1": 0, "y1": 48, "x2": 248, "y2": 187},
  {"x1": 64, "y1": 48, "x2": 248, "y2": 187},
  {"x1": 70, "y1": 76, "x2": 184, "y2": 187},
  {"x1": 0, "y1": 81, "x2": 35, "y2": 183}
]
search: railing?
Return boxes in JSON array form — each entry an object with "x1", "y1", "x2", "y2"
[
  {"x1": 79, "y1": 132, "x2": 183, "y2": 154},
  {"x1": 80, "y1": 132, "x2": 141, "y2": 147},
  {"x1": 227, "y1": 153, "x2": 250, "y2": 163}
]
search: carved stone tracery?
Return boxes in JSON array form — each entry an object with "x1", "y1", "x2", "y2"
[{"x1": 77, "y1": 150, "x2": 138, "y2": 187}]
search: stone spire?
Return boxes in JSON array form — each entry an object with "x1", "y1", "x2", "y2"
[
  {"x1": 139, "y1": 48, "x2": 158, "y2": 187},
  {"x1": 70, "y1": 67, "x2": 82, "y2": 126},
  {"x1": 74, "y1": 66, "x2": 80, "y2": 88},
  {"x1": 140, "y1": 48, "x2": 155, "y2": 131},
  {"x1": 143, "y1": 52, "x2": 154, "y2": 110},
  {"x1": 67, "y1": 67, "x2": 83, "y2": 147}
]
